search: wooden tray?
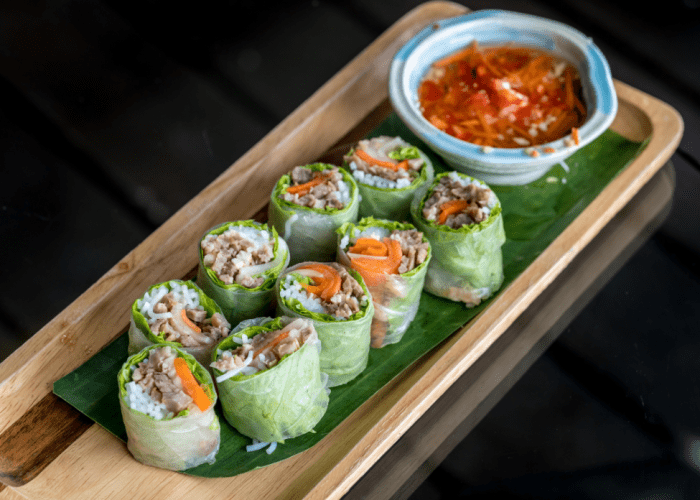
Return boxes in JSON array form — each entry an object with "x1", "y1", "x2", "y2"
[{"x1": 0, "y1": 2, "x2": 683, "y2": 499}]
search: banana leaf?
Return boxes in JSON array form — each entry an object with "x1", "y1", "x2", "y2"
[{"x1": 53, "y1": 112, "x2": 647, "y2": 477}]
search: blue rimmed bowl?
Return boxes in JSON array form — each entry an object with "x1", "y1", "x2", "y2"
[{"x1": 389, "y1": 10, "x2": 618, "y2": 185}]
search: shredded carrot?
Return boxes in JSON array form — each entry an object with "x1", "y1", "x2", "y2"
[
  {"x1": 571, "y1": 127, "x2": 580, "y2": 145},
  {"x1": 438, "y1": 200, "x2": 470, "y2": 225},
  {"x1": 286, "y1": 176, "x2": 324, "y2": 195},
  {"x1": 349, "y1": 238, "x2": 402, "y2": 286},
  {"x1": 173, "y1": 357, "x2": 211, "y2": 412},
  {"x1": 180, "y1": 309, "x2": 201, "y2": 333},
  {"x1": 254, "y1": 331, "x2": 290, "y2": 358},
  {"x1": 298, "y1": 263, "x2": 341, "y2": 301},
  {"x1": 355, "y1": 149, "x2": 408, "y2": 171},
  {"x1": 349, "y1": 237, "x2": 388, "y2": 257}
]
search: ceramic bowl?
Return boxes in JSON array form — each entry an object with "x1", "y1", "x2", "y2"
[{"x1": 389, "y1": 10, "x2": 618, "y2": 185}]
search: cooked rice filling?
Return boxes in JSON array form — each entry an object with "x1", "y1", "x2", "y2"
[{"x1": 201, "y1": 226, "x2": 275, "y2": 288}]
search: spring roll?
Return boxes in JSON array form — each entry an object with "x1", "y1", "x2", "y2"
[
  {"x1": 343, "y1": 136, "x2": 434, "y2": 221},
  {"x1": 275, "y1": 262, "x2": 373, "y2": 387},
  {"x1": 410, "y1": 171, "x2": 506, "y2": 306},
  {"x1": 196, "y1": 220, "x2": 290, "y2": 326},
  {"x1": 336, "y1": 217, "x2": 431, "y2": 347},
  {"x1": 211, "y1": 316, "x2": 329, "y2": 444},
  {"x1": 268, "y1": 163, "x2": 359, "y2": 265},
  {"x1": 128, "y1": 280, "x2": 231, "y2": 367},
  {"x1": 118, "y1": 345, "x2": 220, "y2": 471}
]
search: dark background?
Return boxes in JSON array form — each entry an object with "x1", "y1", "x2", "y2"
[{"x1": 1, "y1": 0, "x2": 700, "y2": 498}]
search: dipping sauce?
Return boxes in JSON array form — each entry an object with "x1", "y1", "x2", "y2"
[{"x1": 418, "y1": 41, "x2": 587, "y2": 150}]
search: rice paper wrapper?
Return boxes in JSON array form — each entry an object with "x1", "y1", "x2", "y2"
[
  {"x1": 336, "y1": 217, "x2": 432, "y2": 348},
  {"x1": 275, "y1": 262, "x2": 374, "y2": 387},
  {"x1": 268, "y1": 163, "x2": 360, "y2": 265},
  {"x1": 410, "y1": 172, "x2": 506, "y2": 306},
  {"x1": 212, "y1": 316, "x2": 330, "y2": 443},
  {"x1": 196, "y1": 220, "x2": 290, "y2": 326},
  {"x1": 118, "y1": 345, "x2": 220, "y2": 471},
  {"x1": 348, "y1": 149, "x2": 434, "y2": 222},
  {"x1": 128, "y1": 280, "x2": 228, "y2": 367}
]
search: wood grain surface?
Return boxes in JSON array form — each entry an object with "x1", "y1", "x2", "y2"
[{"x1": 0, "y1": 1, "x2": 683, "y2": 499}]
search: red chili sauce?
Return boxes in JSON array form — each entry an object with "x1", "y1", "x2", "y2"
[{"x1": 418, "y1": 42, "x2": 587, "y2": 151}]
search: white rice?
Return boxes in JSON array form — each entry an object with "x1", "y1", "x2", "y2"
[
  {"x1": 279, "y1": 275, "x2": 326, "y2": 315},
  {"x1": 136, "y1": 281, "x2": 204, "y2": 323},
  {"x1": 349, "y1": 161, "x2": 412, "y2": 189},
  {"x1": 125, "y1": 380, "x2": 173, "y2": 420},
  {"x1": 336, "y1": 179, "x2": 351, "y2": 205}
]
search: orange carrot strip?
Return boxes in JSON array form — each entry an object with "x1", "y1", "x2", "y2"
[
  {"x1": 439, "y1": 200, "x2": 469, "y2": 225},
  {"x1": 564, "y1": 67, "x2": 574, "y2": 110},
  {"x1": 355, "y1": 149, "x2": 408, "y2": 171},
  {"x1": 299, "y1": 263, "x2": 342, "y2": 301},
  {"x1": 254, "y1": 331, "x2": 290, "y2": 358},
  {"x1": 180, "y1": 309, "x2": 202, "y2": 333},
  {"x1": 286, "y1": 176, "x2": 324, "y2": 195},
  {"x1": 349, "y1": 238, "x2": 402, "y2": 286},
  {"x1": 349, "y1": 238, "x2": 388, "y2": 257},
  {"x1": 173, "y1": 357, "x2": 211, "y2": 412},
  {"x1": 571, "y1": 127, "x2": 580, "y2": 146}
]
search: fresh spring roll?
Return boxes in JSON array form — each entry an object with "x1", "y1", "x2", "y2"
[
  {"x1": 343, "y1": 136, "x2": 434, "y2": 221},
  {"x1": 118, "y1": 345, "x2": 220, "y2": 471},
  {"x1": 268, "y1": 164, "x2": 360, "y2": 265},
  {"x1": 410, "y1": 171, "x2": 506, "y2": 306},
  {"x1": 336, "y1": 217, "x2": 431, "y2": 348},
  {"x1": 196, "y1": 220, "x2": 290, "y2": 326},
  {"x1": 275, "y1": 262, "x2": 373, "y2": 387},
  {"x1": 211, "y1": 316, "x2": 329, "y2": 444},
  {"x1": 128, "y1": 280, "x2": 231, "y2": 367}
]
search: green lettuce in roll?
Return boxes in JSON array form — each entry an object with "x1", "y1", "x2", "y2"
[
  {"x1": 118, "y1": 345, "x2": 220, "y2": 471},
  {"x1": 336, "y1": 217, "x2": 431, "y2": 347},
  {"x1": 196, "y1": 220, "x2": 290, "y2": 326},
  {"x1": 211, "y1": 316, "x2": 329, "y2": 445},
  {"x1": 410, "y1": 171, "x2": 506, "y2": 306},
  {"x1": 268, "y1": 163, "x2": 359, "y2": 264},
  {"x1": 275, "y1": 262, "x2": 373, "y2": 387},
  {"x1": 343, "y1": 136, "x2": 434, "y2": 221},
  {"x1": 128, "y1": 280, "x2": 231, "y2": 367}
]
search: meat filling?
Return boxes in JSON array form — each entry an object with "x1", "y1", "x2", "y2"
[
  {"x1": 344, "y1": 136, "x2": 424, "y2": 182},
  {"x1": 131, "y1": 346, "x2": 192, "y2": 415},
  {"x1": 280, "y1": 166, "x2": 349, "y2": 210},
  {"x1": 390, "y1": 229, "x2": 430, "y2": 274},
  {"x1": 422, "y1": 175, "x2": 494, "y2": 229},
  {"x1": 148, "y1": 292, "x2": 230, "y2": 347},
  {"x1": 201, "y1": 227, "x2": 275, "y2": 288},
  {"x1": 212, "y1": 319, "x2": 315, "y2": 374}
]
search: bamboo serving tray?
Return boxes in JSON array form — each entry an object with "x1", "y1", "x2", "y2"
[{"x1": 0, "y1": 2, "x2": 683, "y2": 499}]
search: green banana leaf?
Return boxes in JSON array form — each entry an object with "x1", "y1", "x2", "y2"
[
  {"x1": 53, "y1": 112, "x2": 647, "y2": 478},
  {"x1": 268, "y1": 163, "x2": 360, "y2": 264},
  {"x1": 212, "y1": 317, "x2": 329, "y2": 444},
  {"x1": 196, "y1": 220, "x2": 290, "y2": 326},
  {"x1": 336, "y1": 217, "x2": 432, "y2": 347},
  {"x1": 128, "y1": 279, "x2": 228, "y2": 367},
  {"x1": 118, "y1": 345, "x2": 220, "y2": 471},
  {"x1": 275, "y1": 262, "x2": 374, "y2": 387},
  {"x1": 410, "y1": 172, "x2": 506, "y2": 306}
]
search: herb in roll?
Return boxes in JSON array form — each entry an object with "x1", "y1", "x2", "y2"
[
  {"x1": 337, "y1": 217, "x2": 431, "y2": 347},
  {"x1": 197, "y1": 221, "x2": 290, "y2": 326},
  {"x1": 118, "y1": 345, "x2": 220, "y2": 471},
  {"x1": 275, "y1": 262, "x2": 373, "y2": 387},
  {"x1": 211, "y1": 316, "x2": 329, "y2": 446},
  {"x1": 268, "y1": 164, "x2": 359, "y2": 265},
  {"x1": 344, "y1": 136, "x2": 434, "y2": 221},
  {"x1": 128, "y1": 280, "x2": 231, "y2": 367},
  {"x1": 411, "y1": 172, "x2": 506, "y2": 307}
]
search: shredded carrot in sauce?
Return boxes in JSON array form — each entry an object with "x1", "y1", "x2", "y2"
[
  {"x1": 418, "y1": 44, "x2": 587, "y2": 149},
  {"x1": 173, "y1": 357, "x2": 211, "y2": 412}
]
